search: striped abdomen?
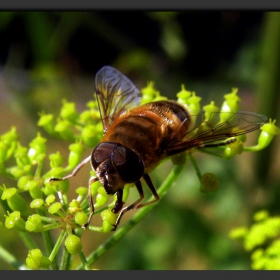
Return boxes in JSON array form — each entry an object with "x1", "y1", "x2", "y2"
[{"x1": 101, "y1": 100, "x2": 191, "y2": 171}]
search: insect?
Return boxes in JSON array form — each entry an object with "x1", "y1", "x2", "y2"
[{"x1": 50, "y1": 66, "x2": 267, "y2": 231}]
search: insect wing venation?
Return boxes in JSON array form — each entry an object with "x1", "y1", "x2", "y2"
[
  {"x1": 183, "y1": 110, "x2": 267, "y2": 144},
  {"x1": 95, "y1": 66, "x2": 142, "y2": 131}
]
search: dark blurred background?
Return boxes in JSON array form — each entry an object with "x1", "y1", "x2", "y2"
[{"x1": 0, "y1": 11, "x2": 280, "y2": 270}]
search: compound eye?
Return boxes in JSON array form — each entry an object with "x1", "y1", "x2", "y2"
[
  {"x1": 112, "y1": 145, "x2": 144, "y2": 183},
  {"x1": 91, "y1": 142, "x2": 115, "y2": 169}
]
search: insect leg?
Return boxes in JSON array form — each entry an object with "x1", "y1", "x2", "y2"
[
  {"x1": 82, "y1": 176, "x2": 99, "y2": 229},
  {"x1": 134, "y1": 173, "x2": 160, "y2": 209},
  {"x1": 197, "y1": 137, "x2": 236, "y2": 149},
  {"x1": 166, "y1": 137, "x2": 237, "y2": 156},
  {"x1": 112, "y1": 180, "x2": 144, "y2": 231},
  {"x1": 112, "y1": 189, "x2": 125, "y2": 214},
  {"x1": 48, "y1": 155, "x2": 91, "y2": 182},
  {"x1": 112, "y1": 174, "x2": 160, "y2": 231}
]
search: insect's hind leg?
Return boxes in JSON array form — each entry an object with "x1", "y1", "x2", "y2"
[
  {"x1": 48, "y1": 155, "x2": 91, "y2": 182},
  {"x1": 111, "y1": 181, "x2": 144, "y2": 231},
  {"x1": 197, "y1": 137, "x2": 236, "y2": 149},
  {"x1": 112, "y1": 173, "x2": 159, "y2": 231},
  {"x1": 135, "y1": 173, "x2": 160, "y2": 209}
]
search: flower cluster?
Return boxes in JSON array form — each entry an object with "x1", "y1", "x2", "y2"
[
  {"x1": 229, "y1": 210, "x2": 280, "y2": 270},
  {"x1": 0, "y1": 83, "x2": 278, "y2": 269}
]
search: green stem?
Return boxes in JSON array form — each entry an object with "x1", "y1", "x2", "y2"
[
  {"x1": 75, "y1": 162, "x2": 186, "y2": 270},
  {"x1": 37, "y1": 208, "x2": 59, "y2": 270},
  {"x1": 78, "y1": 251, "x2": 90, "y2": 270},
  {"x1": 0, "y1": 244, "x2": 29, "y2": 270},
  {"x1": 189, "y1": 153, "x2": 202, "y2": 180},
  {"x1": 49, "y1": 230, "x2": 67, "y2": 263},
  {"x1": 255, "y1": 12, "x2": 280, "y2": 183},
  {"x1": 59, "y1": 246, "x2": 71, "y2": 270},
  {"x1": 17, "y1": 231, "x2": 37, "y2": 250}
]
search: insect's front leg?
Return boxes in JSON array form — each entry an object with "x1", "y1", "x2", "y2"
[
  {"x1": 48, "y1": 155, "x2": 91, "y2": 182},
  {"x1": 112, "y1": 189, "x2": 125, "y2": 214},
  {"x1": 110, "y1": 189, "x2": 124, "y2": 231},
  {"x1": 82, "y1": 176, "x2": 99, "y2": 230}
]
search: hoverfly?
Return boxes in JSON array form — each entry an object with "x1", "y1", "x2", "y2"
[{"x1": 50, "y1": 66, "x2": 267, "y2": 231}]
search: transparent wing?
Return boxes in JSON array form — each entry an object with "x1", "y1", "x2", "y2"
[
  {"x1": 166, "y1": 111, "x2": 267, "y2": 155},
  {"x1": 95, "y1": 66, "x2": 142, "y2": 132}
]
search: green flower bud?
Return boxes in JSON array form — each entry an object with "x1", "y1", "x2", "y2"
[
  {"x1": 101, "y1": 209, "x2": 118, "y2": 225},
  {"x1": 48, "y1": 202, "x2": 62, "y2": 214},
  {"x1": 26, "y1": 249, "x2": 42, "y2": 269},
  {"x1": 203, "y1": 101, "x2": 220, "y2": 122},
  {"x1": 5, "y1": 217, "x2": 15, "y2": 229},
  {"x1": 0, "y1": 127, "x2": 18, "y2": 160},
  {"x1": 102, "y1": 220, "x2": 114, "y2": 233},
  {"x1": 25, "y1": 214, "x2": 44, "y2": 232},
  {"x1": 253, "y1": 210, "x2": 269, "y2": 222},
  {"x1": 176, "y1": 84, "x2": 192, "y2": 105},
  {"x1": 66, "y1": 142, "x2": 86, "y2": 170},
  {"x1": 60, "y1": 100, "x2": 79, "y2": 123},
  {"x1": 5, "y1": 211, "x2": 26, "y2": 231},
  {"x1": 14, "y1": 144, "x2": 30, "y2": 167},
  {"x1": 49, "y1": 152, "x2": 64, "y2": 168},
  {"x1": 48, "y1": 167, "x2": 66, "y2": 179},
  {"x1": 266, "y1": 240, "x2": 280, "y2": 257},
  {"x1": 186, "y1": 93, "x2": 201, "y2": 116},
  {"x1": 75, "y1": 211, "x2": 88, "y2": 226},
  {"x1": 221, "y1": 88, "x2": 240, "y2": 113},
  {"x1": 94, "y1": 187, "x2": 109, "y2": 208},
  {"x1": 141, "y1": 82, "x2": 158, "y2": 104},
  {"x1": 25, "y1": 179, "x2": 43, "y2": 199},
  {"x1": 75, "y1": 187, "x2": 88, "y2": 197},
  {"x1": 245, "y1": 119, "x2": 279, "y2": 153},
  {"x1": 223, "y1": 140, "x2": 244, "y2": 159},
  {"x1": 86, "y1": 100, "x2": 99, "y2": 110},
  {"x1": 200, "y1": 173, "x2": 220, "y2": 193},
  {"x1": 37, "y1": 113, "x2": 54, "y2": 127},
  {"x1": 68, "y1": 199, "x2": 81, "y2": 214},
  {"x1": 79, "y1": 110, "x2": 93, "y2": 123},
  {"x1": 261, "y1": 119, "x2": 280, "y2": 135},
  {"x1": 1, "y1": 126, "x2": 18, "y2": 143},
  {"x1": 90, "y1": 180, "x2": 102, "y2": 197},
  {"x1": 37, "y1": 113, "x2": 57, "y2": 136},
  {"x1": 45, "y1": 194, "x2": 56, "y2": 205},
  {"x1": 54, "y1": 120, "x2": 75, "y2": 141},
  {"x1": 65, "y1": 235, "x2": 83, "y2": 255},
  {"x1": 28, "y1": 133, "x2": 46, "y2": 164},
  {"x1": 229, "y1": 226, "x2": 248, "y2": 240},
  {"x1": 236, "y1": 134, "x2": 247, "y2": 143},
  {"x1": 101, "y1": 209, "x2": 117, "y2": 232},
  {"x1": 17, "y1": 176, "x2": 30, "y2": 190},
  {"x1": 94, "y1": 194, "x2": 109, "y2": 208},
  {"x1": 1, "y1": 187, "x2": 17, "y2": 200},
  {"x1": 7, "y1": 166, "x2": 27, "y2": 179},
  {"x1": 43, "y1": 179, "x2": 69, "y2": 196},
  {"x1": 122, "y1": 185, "x2": 130, "y2": 202},
  {"x1": 28, "y1": 187, "x2": 42, "y2": 200},
  {"x1": 30, "y1": 199, "x2": 44, "y2": 209},
  {"x1": 80, "y1": 101, "x2": 100, "y2": 123},
  {"x1": 258, "y1": 119, "x2": 280, "y2": 149},
  {"x1": 81, "y1": 125, "x2": 101, "y2": 148},
  {"x1": 1, "y1": 187, "x2": 28, "y2": 214}
]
